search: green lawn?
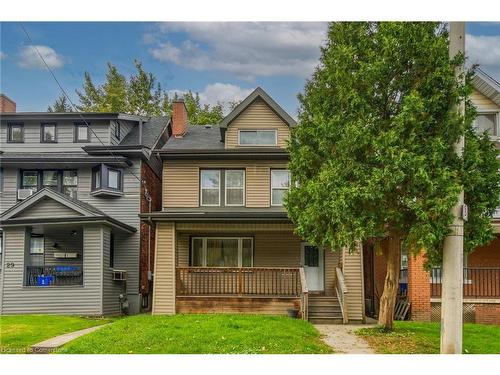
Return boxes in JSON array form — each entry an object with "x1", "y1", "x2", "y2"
[
  {"x1": 0, "y1": 315, "x2": 112, "y2": 354},
  {"x1": 59, "y1": 314, "x2": 332, "y2": 354},
  {"x1": 356, "y1": 321, "x2": 500, "y2": 354}
]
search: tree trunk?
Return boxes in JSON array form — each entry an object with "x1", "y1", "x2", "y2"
[{"x1": 378, "y1": 231, "x2": 401, "y2": 330}]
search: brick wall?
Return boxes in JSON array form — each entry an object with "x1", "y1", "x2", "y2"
[
  {"x1": 408, "y1": 251, "x2": 431, "y2": 321},
  {"x1": 468, "y1": 235, "x2": 500, "y2": 267},
  {"x1": 475, "y1": 303, "x2": 500, "y2": 325},
  {"x1": 139, "y1": 161, "x2": 162, "y2": 310}
]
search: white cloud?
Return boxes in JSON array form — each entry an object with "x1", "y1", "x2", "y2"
[
  {"x1": 168, "y1": 83, "x2": 254, "y2": 114},
  {"x1": 0, "y1": 51, "x2": 6, "y2": 60},
  {"x1": 148, "y1": 22, "x2": 327, "y2": 80},
  {"x1": 18, "y1": 45, "x2": 64, "y2": 70},
  {"x1": 466, "y1": 34, "x2": 500, "y2": 80}
]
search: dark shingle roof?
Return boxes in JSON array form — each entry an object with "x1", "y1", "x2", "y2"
[
  {"x1": 119, "y1": 117, "x2": 169, "y2": 148},
  {"x1": 162, "y1": 125, "x2": 224, "y2": 151}
]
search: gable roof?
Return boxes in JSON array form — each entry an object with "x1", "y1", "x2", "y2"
[
  {"x1": 219, "y1": 87, "x2": 297, "y2": 129},
  {"x1": 0, "y1": 188, "x2": 135, "y2": 233},
  {"x1": 472, "y1": 68, "x2": 500, "y2": 107}
]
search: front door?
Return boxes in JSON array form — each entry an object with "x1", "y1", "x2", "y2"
[{"x1": 301, "y1": 243, "x2": 324, "y2": 292}]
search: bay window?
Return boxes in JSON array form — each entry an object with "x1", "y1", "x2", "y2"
[
  {"x1": 190, "y1": 237, "x2": 253, "y2": 267},
  {"x1": 271, "y1": 169, "x2": 291, "y2": 206},
  {"x1": 92, "y1": 164, "x2": 123, "y2": 194}
]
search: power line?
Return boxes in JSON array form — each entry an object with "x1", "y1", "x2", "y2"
[{"x1": 20, "y1": 23, "x2": 144, "y2": 186}]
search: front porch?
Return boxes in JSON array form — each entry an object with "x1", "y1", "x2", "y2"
[{"x1": 152, "y1": 221, "x2": 365, "y2": 322}]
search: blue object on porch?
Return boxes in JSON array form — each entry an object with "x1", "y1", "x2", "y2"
[
  {"x1": 36, "y1": 275, "x2": 54, "y2": 286},
  {"x1": 55, "y1": 266, "x2": 80, "y2": 272},
  {"x1": 399, "y1": 282, "x2": 408, "y2": 293}
]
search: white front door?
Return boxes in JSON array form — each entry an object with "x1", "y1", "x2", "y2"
[{"x1": 301, "y1": 243, "x2": 324, "y2": 292}]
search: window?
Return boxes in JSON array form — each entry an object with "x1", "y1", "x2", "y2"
[
  {"x1": 474, "y1": 113, "x2": 498, "y2": 136},
  {"x1": 41, "y1": 123, "x2": 57, "y2": 143},
  {"x1": 92, "y1": 164, "x2": 123, "y2": 193},
  {"x1": 74, "y1": 123, "x2": 90, "y2": 142},
  {"x1": 110, "y1": 233, "x2": 115, "y2": 268},
  {"x1": 42, "y1": 170, "x2": 58, "y2": 191},
  {"x1": 225, "y1": 170, "x2": 245, "y2": 206},
  {"x1": 30, "y1": 234, "x2": 44, "y2": 254},
  {"x1": 190, "y1": 237, "x2": 253, "y2": 267},
  {"x1": 0, "y1": 168, "x2": 3, "y2": 192},
  {"x1": 200, "y1": 170, "x2": 220, "y2": 206},
  {"x1": 115, "y1": 122, "x2": 121, "y2": 140},
  {"x1": 238, "y1": 130, "x2": 277, "y2": 146},
  {"x1": 271, "y1": 169, "x2": 291, "y2": 206},
  {"x1": 22, "y1": 171, "x2": 39, "y2": 192},
  {"x1": 63, "y1": 171, "x2": 78, "y2": 198},
  {"x1": 7, "y1": 123, "x2": 24, "y2": 143}
]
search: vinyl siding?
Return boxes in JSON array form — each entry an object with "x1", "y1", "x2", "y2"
[
  {"x1": 12, "y1": 197, "x2": 82, "y2": 219},
  {"x1": 224, "y1": 98, "x2": 290, "y2": 149},
  {"x1": 342, "y1": 245, "x2": 365, "y2": 322},
  {"x1": 471, "y1": 89, "x2": 500, "y2": 111},
  {"x1": 0, "y1": 167, "x2": 19, "y2": 212},
  {"x1": 163, "y1": 160, "x2": 286, "y2": 209},
  {"x1": 325, "y1": 249, "x2": 341, "y2": 296},
  {"x1": 0, "y1": 226, "x2": 103, "y2": 315},
  {"x1": 41, "y1": 230, "x2": 83, "y2": 267},
  {"x1": 152, "y1": 222, "x2": 176, "y2": 314},
  {"x1": 102, "y1": 226, "x2": 125, "y2": 315},
  {"x1": 0, "y1": 120, "x2": 111, "y2": 152}
]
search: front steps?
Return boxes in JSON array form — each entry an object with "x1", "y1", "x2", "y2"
[{"x1": 308, "y1": 295, "x2": 344, "y2": 324}]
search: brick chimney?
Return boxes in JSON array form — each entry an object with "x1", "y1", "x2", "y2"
[
  {"x1": 172, "y1": 99, "x2": 188, "y2": 138},
  {"x1": 0, "y1": 94, "x2": 16, "y2": 113}
]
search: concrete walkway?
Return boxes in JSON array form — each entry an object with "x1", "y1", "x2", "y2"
[
  {"x1": 315, "y1": 324, "x2": 376, "y2": 354},
  {"x1": 31, "y1": 323, "x2": 111, "y2": 353}
]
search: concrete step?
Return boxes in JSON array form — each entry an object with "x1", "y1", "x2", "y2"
[
  {"x1": 308, "y1": 317, "x2": 344, "y2": 324},
  {"x1": 308, "y1": 307, "x2": 342, "y2": 314}
]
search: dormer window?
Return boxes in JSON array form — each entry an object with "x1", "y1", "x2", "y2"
[
  {"x1": 41, "y1": 123, "x2": 57, "y2": 143},
  {"x1": 238, "y1": 130, "x2": 277, "y2": 146},
  {"x1": 74, "y1": 123, "x2": 90, "y2": 142}
]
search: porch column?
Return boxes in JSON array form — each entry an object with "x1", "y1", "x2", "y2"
[
  {"x1": 152, "y1": 222, "x2": 176, "y2": 315},
  {"x1": 407, "y1": 251, "x2": 431, "y2": 321}
]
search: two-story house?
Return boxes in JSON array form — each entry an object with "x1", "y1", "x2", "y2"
[
  {"x1": 142, "y1": 88, "x2": 365, "y2": 323},
  {"x1": 0, "y1": 97, "x2": 168, "y2": 315},
  {"x1": 363, "y1": 69, "x2": 500, "y2": 325}
]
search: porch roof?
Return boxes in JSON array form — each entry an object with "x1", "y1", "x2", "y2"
[
  {"x1": 0, "y1": 188, "x2": 136, "y2": 233},
  {"x1": 140, "y1": 207, "x2": 291, "y2": 222}
]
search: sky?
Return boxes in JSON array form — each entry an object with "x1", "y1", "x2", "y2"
[{"x1": 1, "y1": 22, "x2": 500, "y2": 117}]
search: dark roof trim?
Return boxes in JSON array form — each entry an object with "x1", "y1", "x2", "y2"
[
  {"x1": 219, "y1": 87, "x2": 297, "y2": 129},
  {"x1": 0, "y1": 155, "x2": 132, "y2": 167},
  {"x1": 157, "y1": 147, "x2": 289, "y2": 160},
  {"x1": 140, "y1": 211, "x2": 290, "y2": 222},
  {"x1": 0, "y1": 217, "x2": 136, "y2": 233},
  {"x1": 0, "y1": 112, "x2": 146, "y2": 122}
]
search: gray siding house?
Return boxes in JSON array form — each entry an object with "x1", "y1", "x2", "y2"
[{"x1": 0, "y1": 99, "x2": 169, "y2": 315}]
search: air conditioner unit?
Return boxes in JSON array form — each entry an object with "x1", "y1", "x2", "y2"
[
  {"x1": 112, "y1": 269, "x2": 127, "y2": 281},
  {"x1": 17, "y1": 189, "x2": 34, "y2": 200},
  {"x1": 65, "y1": 252, "x2": 78, "y2": 259}
]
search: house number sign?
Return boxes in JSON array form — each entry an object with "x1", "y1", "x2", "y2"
[{"x1": 6, "y1": 262, "x2": 15, "y2": 268}]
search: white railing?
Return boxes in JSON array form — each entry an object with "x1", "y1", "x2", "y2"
[{"x1": 335, "y1": 267, "x2": 349, "y2": 324}]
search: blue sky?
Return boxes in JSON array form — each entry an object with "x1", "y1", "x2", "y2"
[{"x1": 1, "y1": 22, "x2": 499, "y2": 116}]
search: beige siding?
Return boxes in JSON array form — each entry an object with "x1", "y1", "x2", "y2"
[
  {"x1": 325, "y1": 250, "x2": 341, "y2": 296},
  {"x1": 342, "y1": 245, "x2": 365, "y2": 322},
  {"x1": 471, "y1": 89, "x2": 500, "y2": 111},
  {"x1": 225, "y1": 98, "x2": 290, "y2": 149},
  {"x1": 176, "y1": 222, "x2": 294, "y2": 232},
  {"x1": 152, "y1": 222, "x2": 176, "y2": 314},
  {"x1": 163, "y1": 160, "x2": 286, "y2": 209},
  {"x1": 253, "y1": 232, "x2": 301, "y2": 267}
]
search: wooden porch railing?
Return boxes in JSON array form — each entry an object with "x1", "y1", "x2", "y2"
[
  {"x1": 176, "y1": 267, "x2": 304, "y2": 297},
  {"x1": 299, "y1": 267, "x2": 309, "y2": 320},
  {"x1": 335, "y1": 267, "x2": 348, "y2": 323}
]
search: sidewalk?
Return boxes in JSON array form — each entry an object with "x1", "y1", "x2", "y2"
[{"x1": 315, "y1": 324, "x2": 376, "y2": 354}]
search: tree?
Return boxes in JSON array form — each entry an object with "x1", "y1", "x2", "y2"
[
  {"x1": 128, "y1": 60, "x2": 165, "y2": 116},
  {"x1": 181, "y1": 90, "x2": 224, "y2": 125},
  {"x1": 286, "y1": 22, "x2": 500, "y2": 329},
  {"x1": 47, "y1": 95, "x2": 73, "y2": 112}
]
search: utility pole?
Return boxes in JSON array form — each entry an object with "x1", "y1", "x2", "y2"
[{"x1": 441, "y1": 22, "x2": 465, "y2": 354}]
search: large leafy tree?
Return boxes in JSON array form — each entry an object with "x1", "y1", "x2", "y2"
[{"x1": 286, "y1": 22, "x2": 500, "y2": 329}]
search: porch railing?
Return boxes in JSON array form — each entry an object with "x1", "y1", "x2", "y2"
[
  {"x1": 25, "y1": 266, "x2": 83, "y2": 287},
  {"x1": 335, "y1": 267, "x2": 348, "y2": 324},
  {"x1": 176, "y1": 267, "x2": 303, "y2": 297},
  {"x1": 299, "y1": 268, "x2": 309, "y2": 320},
  {"x1": 430, "y1": 267, "x2": 500, "y2": 298}
]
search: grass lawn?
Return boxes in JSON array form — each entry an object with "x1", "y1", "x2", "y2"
[
  {"x1": 0, "y1": 315, "x2": 112, "y2": 354},
  {"x1": 59, "y1": 314, "x2": 332, "y2": 354},
  {"x1": 356, "y1": 321, "x2": 500, "y2": 354}
]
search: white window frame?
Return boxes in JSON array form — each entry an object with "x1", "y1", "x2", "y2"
[
  {"x1": 30, "y1": 234, "x2": 44, "y2": 255},
  {"x1": 190, "y1": 237, "x2": 254, "y2": 267},
  {"x1": 271, "y1": 169, "x2": 291, "y2": 206},
  {"x1": 238, "y1": 129, "x2": 277, "y2": 147},
  {"x1": 225, "y1": 170, "x2": 245, "y2": 207},
  {"x1": 200, "y1": 170, "x2": 221, "y2": 206},
  {"x1": 474, "y1": 111, "x2": 499, "y2": 138}
]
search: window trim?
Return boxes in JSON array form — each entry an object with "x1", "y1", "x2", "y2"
[
  {"x1": 74, "y1": 123, "x2": 90, "y2": 143},
  {"x1": 200, "y1": 169, "x2": 221, "y2": 207},
  {"x1": 474, "y1": 111, "x2": 499, "y2": 137},
  {"x1": 20, "y1": 169, "x2": 77, "y2": 197},
  {"x1": 115, "y1": 122, "x2": 121, "y2": 140},
  {"x1": 7, "y1": 123, "x2": 24, "y2": 143},
  {"x1": 107, "y1": 168, "x2": 122, "y2": 190},
  {"x1": 238, "y1": 129, "x2": 278, "y2": 147},
  {"x1": 190, "y1": 236, "x2": 254, "y2": 267},
  {"x1": 225, "y1": 169, "x2": 245, "y2": 207},
  {"x1": 91, "y1": 164, "x2": 123, "y2": 193},
  {"x1": 270, "y1": 169, "x2": 291, "y2": 206},
  {"x1": 40, "y1": 123, "x2": 58, "y2": 143}
]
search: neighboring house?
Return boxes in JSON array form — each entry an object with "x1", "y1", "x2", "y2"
[
  {"x1": 141, "y1": 88, "x2": 365, "y2": 323},
  {"x1": 364, "y1": 69, "x2": 500, "y2": 325},
  {"x1": 0, "y1": 98, "x2": 169, "y2": 315}
]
